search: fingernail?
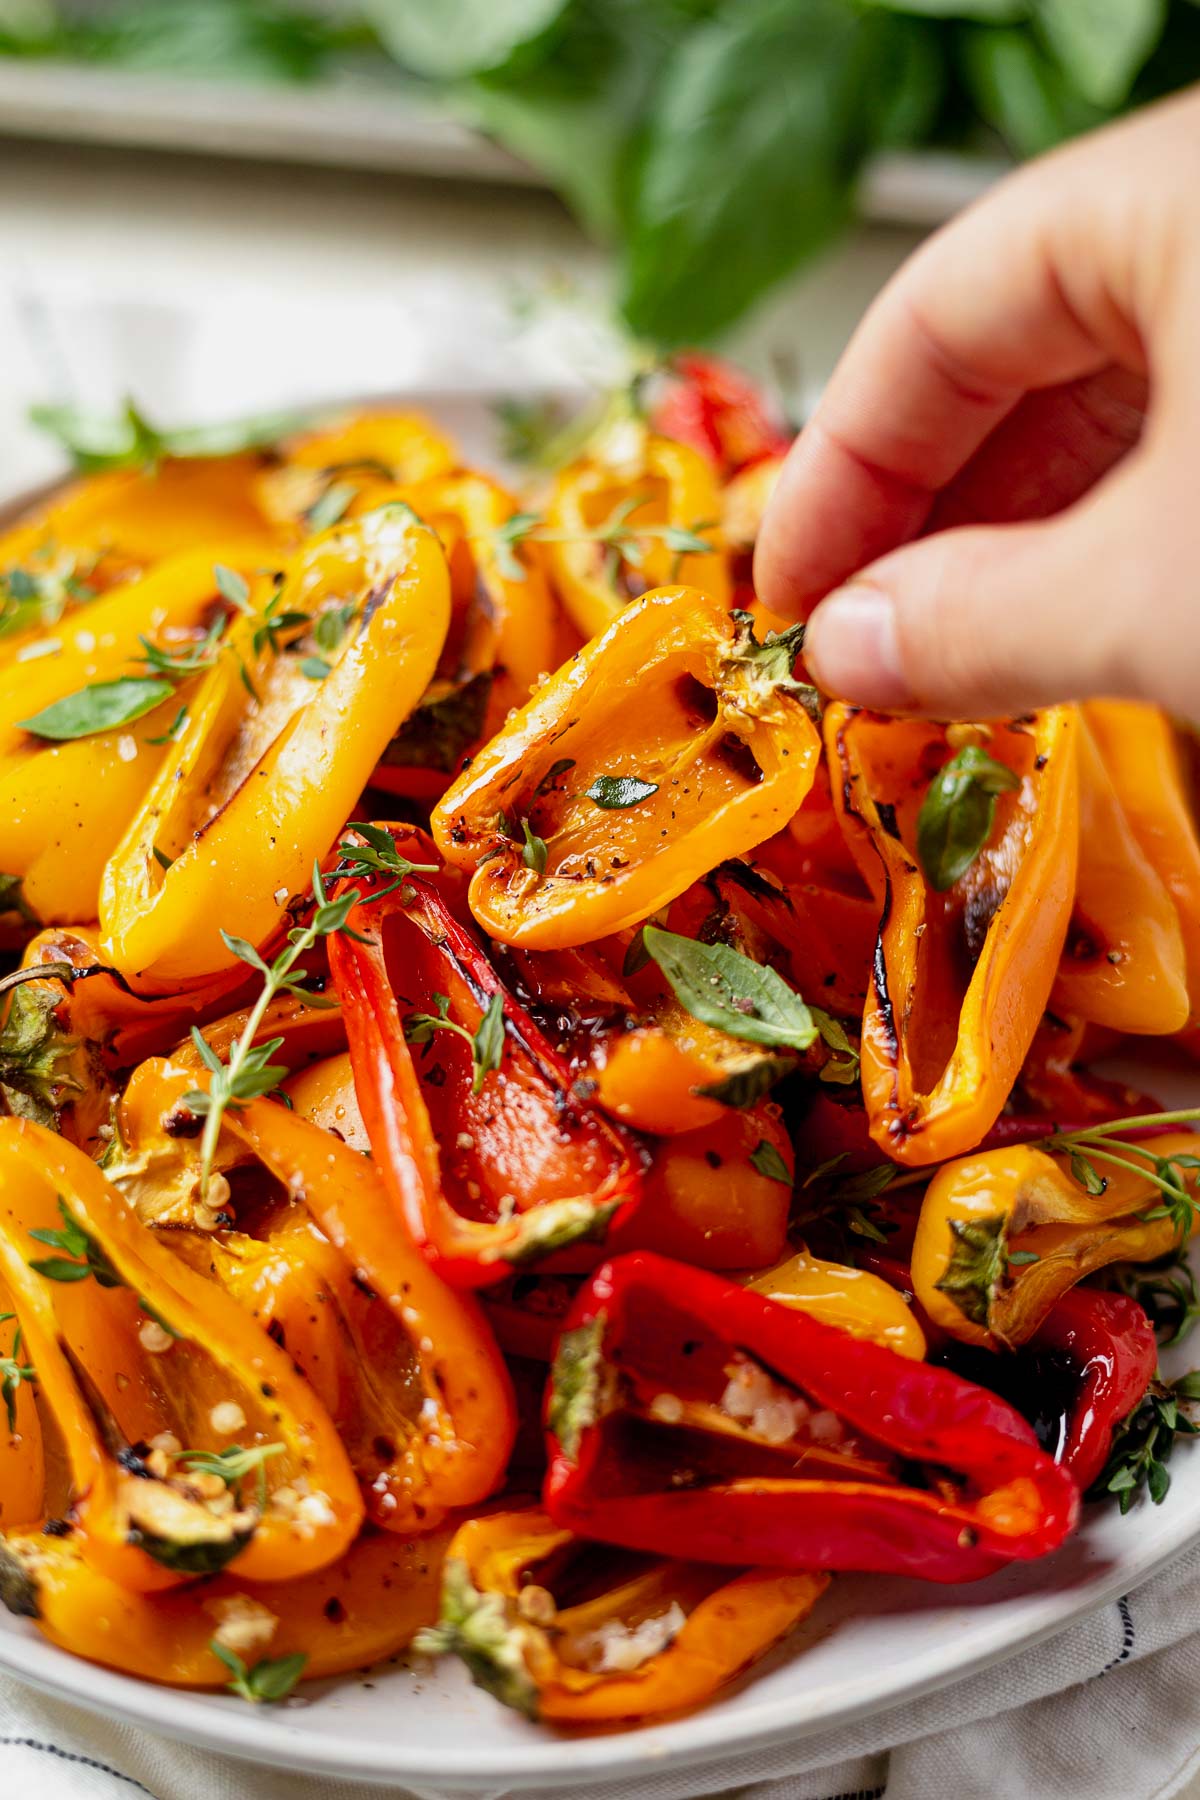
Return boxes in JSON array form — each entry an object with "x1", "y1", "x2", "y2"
[{"x1": 806, "y1": 585, "x2": 912, "y2": 711}]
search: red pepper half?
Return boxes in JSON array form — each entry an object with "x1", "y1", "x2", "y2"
[
  {"x1": 543, "y1": 1251, "x2": 1079, "y2": 1582},
  {"x1": 1027, "y1": 1288, "x2": 1157, "y2": 1492},
  {"x1": 329, "y1": 836, "x2": 644, "y2": 1287}
]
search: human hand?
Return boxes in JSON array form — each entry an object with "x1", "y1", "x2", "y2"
[{"x1": 755, "y1": 89, "x2": 1200, "y2": 724}]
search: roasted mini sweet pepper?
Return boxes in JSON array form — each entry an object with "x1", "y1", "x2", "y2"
[
  {"x1": 417, "y1": 1506, "x2": 826, "y2": 1723},
  {"x1": 911, "y1": 1131, "x2": 1200, "y2": 1350},
  {"x1": 253, "y1": 410, "x2": 456, "y2": 529},
  {"x1": 541, "y1": 429, "x2": 729, "y2": 641},
  {"x1": 649, "y1": 352, "x2": 793, "y2": 479},
  {"x1": 0, "y1": 547, "x2": 265, "y2": 925},
  {"x1": 100, "y1": 505, "x2": 451, "y2": 986},
  {"x1": 114, "y1": 1053, "x2": 516, "y2": 1526},
  {"x1": 433, "y1": 589, "x2": 821, "y2": 950},
  {"x1": 0, "y1": 1117, "x2": 361, "y2": 1592},
  {"x1": 1026, "y1": 1287, "x2": 1158, "y2": 1491},
  {"x1": 329, "y1": 840, "x2": 644, "y2": 1285},
  {"x1": 827, "y1": 706, "x2": 1078, "y2": 1165},
  {"x1": 0, "y1": 1519, "x2": 453, "y2": 1688},
  {"x1": 745, "y1": 1249, "x2": 927, "y2": 1360},
  {"x1": 1052, "y1": 714, "x2": 1189, "y2": 1035},
  {"x1": 1081, "y1": 701, "x2": 1200, "y2": 1025},
  {"x1": 544, "y1": 1252, "x2": 1078, "y2": 1582}
]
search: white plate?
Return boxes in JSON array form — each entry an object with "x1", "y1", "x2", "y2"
[{"x1": 1, "y1": 424, "x2": 1198, "y2": 1795}]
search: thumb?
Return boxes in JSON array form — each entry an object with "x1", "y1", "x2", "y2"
[{"x1": 803, "y1": 463, "x2": 1174, "y2": 719}]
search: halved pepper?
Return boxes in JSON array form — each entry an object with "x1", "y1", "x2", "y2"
[
  {"x1": 1052, "y1": 713, "x2": 1189, "y2": 1035},
  {"x1": 417, "y1": 1506, "x2": 826, "y2": 1723},
  {"x1": 0, "y1": 547, "x2": 259, "y2": 925},
  {"x1": 745, "y1": 1249, "x2": 927, "y2": 1360},
  {"x1": 544, "y1": 1252, "x2": 1078, "y2": 1581},
  {"x1": 328, "y1": 844, "x2": 644, "y2": 1285},
  {"x1": 100, "y1": 505, "x2": 451, "y2": 986},
  {"x1": 1025, "y1": 1287, "x2": 1157, "y2": 1490},
  {"x1": 1081, "y1": 700, "x2": 1200, "y2": 1026},
  {"x1": 0, "y1": 1519, "x2": 453, "y2": 1688},
  {"x1": 113, "y1": 1055, "x2": 516, "y2": 1527},
  {"x1": 827, "y1": 706, "x2": 1078, "y2": 1165},
  {"x1": 0, "y1": 1117, "x2": 362, "y2": 1591},
  {"x1": 541, "y1": 429, "x2": 729, "y2": 641},
  {"x1": 433, "y1": 589, "x2": 821, "y2": 950},
  {"x1": 910, "y1": 1131, "x2": 1200, "y2": 1350}
]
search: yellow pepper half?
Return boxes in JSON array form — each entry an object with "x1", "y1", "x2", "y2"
[
  {"x1": 100, "y1": 505, "x2": 450, "y2": 985},
  {"x1": 911, "y1": 1130, "x2": 1200, "y2": 1349},
  {"x1": 746, "y1": 1249, "x2": 927, "y2": 1360}
]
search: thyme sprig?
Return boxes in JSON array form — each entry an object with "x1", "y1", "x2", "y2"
[
  {"x1": 404, "y1": 992, "x2": 505, "y2": 1096},
  {"x1": 490, "y1": 500, "x2": 717, "y2": 586},
  {"x1": 1091, "y1": 1371, "x2": 1200, "y2": 1511},
  {"x1": 0, "y1": 1313, "x2": 34, "y2": 1433},
  {"x1": 1038, "y1": 1110, "x2": 1200, "y2": 1244},
  {"x1": 184, "y1": 864, "x2": 364, "y2": 1202}
]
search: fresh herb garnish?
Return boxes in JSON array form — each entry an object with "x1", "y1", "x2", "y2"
[
  {"x1": 184, "y1": 864, "x2": 366, "y2": 1202},
  {"x1": 214, "y1": 564, "x2": 250, "y2": 611},
  {"x1": 535, "y1": 758, "x2": 576, "y2": 797},
  {"x1": 176, "y1": 1441, "x2": 285, "y2": 1509},
  {"x1": 28, "y1": 1197, "x2": 122, "y2": 1286},
  {"x1": 331, "y1": 822, "x2": 437, "y2": 902},
  {"x1": 209, "y1": 1641, "x2": 307, "y2": 1705},
  {"x1": 18, "y1": 676, "x2": 174, "y2": 742},
  {"x1": 808, "y1": 1006, "x2": 860, "y2": 1086},
  {"x1": 1104, "y1": 1248, "x2": 1200, "y2": 1347},
  {"x1": 404, "y1": 992, "x2": 505, "y2": 1097},
  {"x1": 1038, "y1": 1110, "x2": 1200, "y2": 1246},
  {"x1": 0, "y1": 554, "x2": 95, "y2": 639},
  {"x1": 916, "y1": 744, "x2": 1021, "y2": 893},
  {"x1": 1091, "y1": 1371, "x2": 1200, "y2": 1512},
  {"x1": 521, "y1": 818, "x2": 548, "y2": 876},
  {"x1": 0, "y1": 1314, "x2": 34, "y2": 1434},
  {"x1": 585, "y1": 773, "x2": 659, "y2": 809},
  {"x1": 251, "y1": 585, "x2": 311, "y2": 658},
  {"x1": 146, "y1": 704, "x2": 189, "y2": 747},
  {"x1": 138, "y1": 613, "x2": 227, "y2": 680},
  {"x1": 298, "y1": 656, "x2": 332, "y2": 682},
  {"x1": 641, "y1": 923, "x2": 816, "y2": 1053},
  {"x1": 489, "y1": 501, "x2": 716, "y2": 589},
  {"x1": 749, "y1": 1139, "x2": 791, "y2": 1185},
  {"x1": 305, "y1": 480, "x2": 358, "y2": 533},
  {"x1": 313, "y1": 604, "x2": 357, "y2": 655}
]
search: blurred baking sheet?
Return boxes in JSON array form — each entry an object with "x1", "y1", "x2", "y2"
[{"x1": 0, "y1": 59, "x2": 1004, "y2": 225}]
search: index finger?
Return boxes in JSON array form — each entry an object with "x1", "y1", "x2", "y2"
[{"x1": 754, "y1": 119, "x2": 1149, "y2": 618}]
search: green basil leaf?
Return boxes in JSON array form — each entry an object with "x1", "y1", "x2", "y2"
[
  {"x1": 621, "y1": 0, "x2": 909, "y2": 344},
  {"x1": 471, "y1": 992, "x2": 506, "y2": 1095},
  {"x1": 585, "y1": 774, "x2": 659, "y2": 809},
  {"x1": 19, "y1": 677, "x2": 175, "y2": 742},
  {"x1": 366, "y1": 0, "x2": 570, "y2": 80},
  {"x1": 915, "y1": 743, "x2": 1020, "y2": 892},
  {"x1": 1034, "y1": 0, "x2": 1163, "y2": 108},
  {"x1": 521, "y1": 818, "x2": 548, "y2": 877},
  {"x1": 959, "y1": 24, "x2": 1106, "y2": 156},
  {"x1": 749, "y1": 1139, "x2": 792, "y2": 1184},
  {"x1": 642, "y1": 923, "x2": 816, "y2": 1052}
]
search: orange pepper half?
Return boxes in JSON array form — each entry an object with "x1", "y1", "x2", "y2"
[
  {"x1": 433, "y1": 588, "x2": 820, "y2": 950},
  {"x1": 828, "y1": 707, "x2": 1078, "y2": 1166}
]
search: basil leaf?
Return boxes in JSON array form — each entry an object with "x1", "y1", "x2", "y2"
[
  {"x1": 1035, "y1": 0, "x2": 1163, "y2": 108},
  {"x1": 749, "y1": 1139, "x2": 791, "y2": 1184},
  {"x1": 471, "y1": 992, "x2": 506, "y2": 1095},
  {"x1": 620, "y1": 0, "x2": 917, "y2": 344},
  {"x1": 521, "y1": 819, "x2": 548, "y2": 876},
  {"x1": 585, "y1": 774, "x2": 659, "y2": 809},
  {"x1": 367, "y1": 0, "x2": 569, "y2": 80},
  {"x1": 19, "y1": 677, "x2": 174, "y2": 742},
  {"x1": 959, "y1": 25, "x2": 1105, "y2": 157},
  {"x1": 642, "y1": 924, "x2": 816, "y2": 1052},
  {"x1": 915, "y1": 743, "x2": 1020, "y2": 892}
]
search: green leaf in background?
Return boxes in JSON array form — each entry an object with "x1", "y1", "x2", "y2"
[
  {"x1": 19, "y1": 677, "x2": 175, "y2": 742},
  {"x1": 1033, "y1": 0, "x2": 1165, "y2": 108},
  {"x1": 619, "y1": 0, "x2": 929, "y2": 345},
  {"x1": 959, "y1": 23, "x2": 1106, "y2": 155},
  {"x1": 367, "y1": 0, "x2": 570, "y2": 81},
  {"x1": 868, "y1": 0, "x2": 1023, "y2": 14},
  {"x1": 29, "y1": 396, "x2": 314, "y2": 473},
  {"x1": 461, "y1": 0, "x2": 679, "y2": 241}
]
